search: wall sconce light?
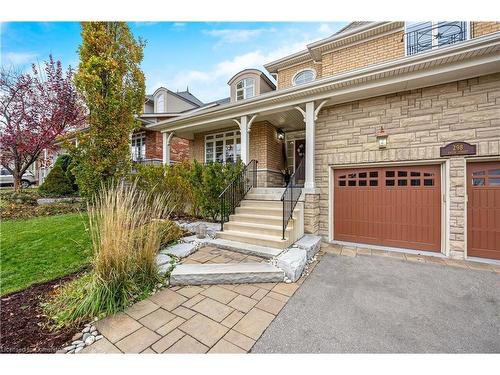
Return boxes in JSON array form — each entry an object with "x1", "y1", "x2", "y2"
[
  {"x1": 277, "y1": 129, "x2": 285, "y2": 141},
  {"x1": 376, "y1": 127, "x2": 388, "y2": 149}
]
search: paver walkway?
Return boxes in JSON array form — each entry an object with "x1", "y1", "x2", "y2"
[{"x1": 80, "y1": 247, "x2": 317, "y2": 353}]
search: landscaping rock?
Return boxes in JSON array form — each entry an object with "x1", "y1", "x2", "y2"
[
  {"x1": 63, "y1": 345, "x2": 76, "y2": 352},
  {"x1": 163, "y1": 242, "x2": 197, "y2": 258},
  {"x1": 74, "y1": 346, "x2": 84, "y2": 353},
  {"x1": 84, "y1": 335, "x2": 96, "y2": 346},
  {"x1": 96, "y1": 335, "x2": 103, "y2": 341},
  {"x1": 82, "y1": 333, "x2": 91, "y2": 342},
  {"x1": 276, "y1": 248, "x2": 307, "y2": 282},
  {"x1": 156, "y1": 253, "x2": 172, "y2": 266},
  {"x1": 82, "y1": 326, "x2": 90, "y2": 333},
  {"x1": 72, "y1": 340, "x2": 83, "y2": 346},
  {"x1": 158, "y1": 262, "x2": 175, "y2": 275},
  {"x1": 294, "y1": 235, "x2": 322, "y2": 260},
  {"x1": 71, "y1": 332, "x2": 83, "y2": 341}
]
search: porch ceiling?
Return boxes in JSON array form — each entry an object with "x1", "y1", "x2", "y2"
[{"x1": 172, "y1": 107, "x2": 305, "y2": 140}]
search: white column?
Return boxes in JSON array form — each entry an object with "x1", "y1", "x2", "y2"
[
  {"x1": 239, "y1": 116, "x2": 249, "y2": 164},
  {"x1": 304, "y1": 101, "x2": 315, "y2": 191},
  {"x1": 162, "y1": 132, "x2": 173, "y2": 165}
]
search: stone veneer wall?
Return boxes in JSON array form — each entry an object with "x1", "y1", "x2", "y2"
[{"x1": 314, "y1": 73, "x2": 500, "y2": 259}]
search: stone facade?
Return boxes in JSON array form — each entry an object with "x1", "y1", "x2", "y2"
[
  {"x1": 303, "y1": 193, "x2": 320, "y2": 235},
  {"x1": 322, "y1": 30, "x2": 405, "y2": 77},
  {"x1": 314, "y1": 73, "x2": 500, "y2": 259}
]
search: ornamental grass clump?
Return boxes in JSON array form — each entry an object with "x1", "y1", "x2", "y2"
[{"x1": 45, "y1": 182, "x2": 173, "y2": 327}]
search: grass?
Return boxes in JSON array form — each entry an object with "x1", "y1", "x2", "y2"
[{"x1": 0, "y1": 213, "x2": 92, "y2": 296}]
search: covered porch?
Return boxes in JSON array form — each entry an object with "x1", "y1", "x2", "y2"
[{"x1": 157, "y1": 101, "x2": 326, "y2": 192}]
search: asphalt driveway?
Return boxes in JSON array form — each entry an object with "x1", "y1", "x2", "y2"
[{"x1": 252, "y1": 254, "x2": 500, "y2": 353}]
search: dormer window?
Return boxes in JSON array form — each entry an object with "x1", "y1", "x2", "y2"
[
  {"x1": 156, "y1": 93, "x2": 165, "y2": 113},
  {"x1": 236, "y1": 78, "x2": 255, "y2": 101},
  {"x1": 292, "y1": 69, "x2": 315, "y2": 86}
]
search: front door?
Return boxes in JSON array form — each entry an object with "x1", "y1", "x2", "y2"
[{"x1": 294, "y1": 139, "x2": 305, "y2": 184}]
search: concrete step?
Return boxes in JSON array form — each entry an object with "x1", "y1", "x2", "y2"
[
  {"x1": 245, "y1": 193, "x2": 284, "y2": 201},
  {"x1": 170, "y1": 263, "x2": 284, "y2": 285},
  {"x1": 235, "y1": 206, "x2": 283, "y2": 216},
  {"x1": 229, "y1": 213, "x2": 284, "y2": 226},
  {"x1": 250, "y1": 188, "x2": 285, "y2": 194},
  {"x1": 217, "y1": 230, "x2": 289, "y2": 249},
  {"x1": 224, "y1": 221, "x2": 290, "y2": 237},
  {"x1": 240, "y1": 200, "x2": 283, "y2": 208},
  {"x1": 204, "y1": 238, "x2": 283, "y2": 258}
]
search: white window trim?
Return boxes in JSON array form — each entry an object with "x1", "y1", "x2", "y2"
[
  {"x1": 156, "y1": 93, "x2": 166, "y2": 113},
  {"x1": 291, "y1": 68, "x2": 316, "y2": 87},
  {"x1": 404, "y1": 21, "x2": 471, "y2": 57},
  {"x1": 131, "y1": 131, "x2": 146, "y2": 161},
  {"x1": 235, "y1": 78, "x2": 255, "y2": 101},
  {"x1": 204, "y1": 130, "x2": 241, "y2": 163}
]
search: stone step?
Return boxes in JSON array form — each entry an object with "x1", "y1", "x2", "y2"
[
  {"x1": 170, "y1": 263, "x2": 284, "y2": 285},
  {"x1": 204, "y1": 238, "x2": 283, "y2": 258},
  {"x1": 217, "y1": 230, "x2": 289, "y2": 249},
  {"x1": 235, "y1": 206, "x2": 283, "y2": 216},
  {"x1": 224, "y1": 221, "x2": 291, "y2": 237}
]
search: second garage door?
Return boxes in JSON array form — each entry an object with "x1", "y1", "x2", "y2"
[{"x1": 334, "y1": 165, "x2": 441, "y2": 252}]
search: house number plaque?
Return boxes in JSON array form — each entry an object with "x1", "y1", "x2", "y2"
[{"x1": 440, "y1": 142, "x2": 477, "y2": 157}]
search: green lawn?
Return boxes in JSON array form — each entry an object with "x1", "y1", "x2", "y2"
[{"x1": 0, "y1": 213, "x2": 92, "y2": 295}]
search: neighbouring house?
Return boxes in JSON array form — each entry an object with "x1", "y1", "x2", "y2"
[
  {"x1": 149, "y1": 21, "x2": 500, "y2": 263},
  {"x1": 35, "y1": 87, "x2": 205, "y2": 184}
]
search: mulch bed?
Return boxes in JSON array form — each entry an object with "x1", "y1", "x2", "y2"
[{"x1": 0, "y1": 273, "x2": 84, "y2": 354}]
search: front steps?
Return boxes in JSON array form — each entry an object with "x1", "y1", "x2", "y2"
[
  {"x1": 170, "y1": 263, "x2": 284, "y2": 285},
  {"x1": 217, "y1": 188, "x2": 304, "y2": 249},
  {"x1": 204, "y1": 238, "x2": 283, "y2": 259}
]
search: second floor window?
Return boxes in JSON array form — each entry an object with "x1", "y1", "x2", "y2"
[
  {"x1": 405, "y1": 21, "x2": 468, "y2": 56},
  {"x1": 236, "y1": 78, "x2": 255, "y2": 101},
  {"x1": 293, "y1": 69, "x2": 315, "y2": 86},
  {"x1": 131, "y1": 132, "x2": 146, "y2": 161},
  {"x1": 156, "y1": 93, "x2": 165, "y2": 113}
]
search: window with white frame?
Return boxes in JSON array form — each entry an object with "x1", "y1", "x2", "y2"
[
  {"x1": 292, "y1": 69, "x2": 315, "y2": 86},
  {"x1": 236, "y1": 78, "x2": 255, "y2": 101},
  {"x1": 131, "y1": 132, "x2": 146, "y2": 161},
  {"x1": 405, "y1": 21, "x2": 468, "y2": 56},
  {"x1": 156, "y1": 93, "x2": 165, "y2": 113},
  {"x1": 205, "y1": 131, "x2": 241, "y2": 163}
]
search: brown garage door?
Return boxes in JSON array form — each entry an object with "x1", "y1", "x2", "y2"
[
  {"x1": 334, "y1": 165, "x2": 441, "y2": 252},
  {"x1": 467, "y1": 161, "x2": 500, "y2": 260}
]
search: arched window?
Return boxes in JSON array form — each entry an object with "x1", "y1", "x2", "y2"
[
  {"x1": 236, "y1": 78, "x2": 255, "y2": 101},
  {"x1": 156, "y1": 93, "x2": 165, "y2": 113},
  {"x1": 292, "y1": 69, "x2": 315, "y2": 86}
]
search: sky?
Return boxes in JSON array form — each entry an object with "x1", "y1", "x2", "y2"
[{"x1": 0, "y1": 22, "x2": 348, "y2": 103}]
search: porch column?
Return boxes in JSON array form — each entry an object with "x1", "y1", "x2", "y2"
[
  {"x1": 162, "y1": 132, "x2": 174, "y2": 165},
  {"x1": 234, "y1": 114, "x2": 257, "y2": 165},
  {"x1": 304, "y1": 101, "x2": 315, "y2": 191}
]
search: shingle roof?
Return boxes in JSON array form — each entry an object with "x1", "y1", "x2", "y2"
[{"x1": 175, "y1": 90, "x2": 204, "y2": 107}]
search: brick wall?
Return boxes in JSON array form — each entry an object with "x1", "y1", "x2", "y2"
[
  {"x1": 144, "y1": 130, "x2": 162, "y2": 160},
  {"x1": 314, "y1": 73, "x2": 500, "y2": 259},
  {"x1": 472, "y1": 21, "x2": 500, "y2": 38},
  {"x1": 322, "y1": 31, "x2": 405, "y2": 77},
  {"x1": 277, "y1": 60, "x2": 323, "y2": 90},
  {"x1": 170, "y1": 137, "x2": 191, "y2": 162}
]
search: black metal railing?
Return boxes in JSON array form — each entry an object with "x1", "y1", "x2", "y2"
[
  {"x1": 219, "y1": 160, "x2": 258, "y2": 231},
  {"x1": 404, "y1": 21, "x2": 468, "y2": 56},
  {"x1": 281, "y1": 160, "x2": 304, "y2": 240}
]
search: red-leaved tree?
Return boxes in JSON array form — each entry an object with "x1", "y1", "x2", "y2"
[{"x1": 0, "y1": 55, "x2": 86, "y2": 192}]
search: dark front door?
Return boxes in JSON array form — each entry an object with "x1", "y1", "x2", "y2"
[{"x1": 294, "y1": 139, "x2": 305, "y2": 184}]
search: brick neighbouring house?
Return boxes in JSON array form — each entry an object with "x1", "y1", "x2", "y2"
[
  {"x1": 35, "y1": 87, "x2": 206, "y2": 183},
  {"x1": 149, "y1": 21, "x2": 500, "y2": 262}
]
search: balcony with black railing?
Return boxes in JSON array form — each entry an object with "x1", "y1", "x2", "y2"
[{"x1": 405, "y1": 21, "x2": 469, "y2": 56}]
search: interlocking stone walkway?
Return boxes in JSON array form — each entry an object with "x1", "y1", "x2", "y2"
[
  {"x1": 322, "y1": 243, "x2": 500, "y2": 273},
  {"x1": 80, "y1": 247, "x2": 314, "y2": 353}
]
